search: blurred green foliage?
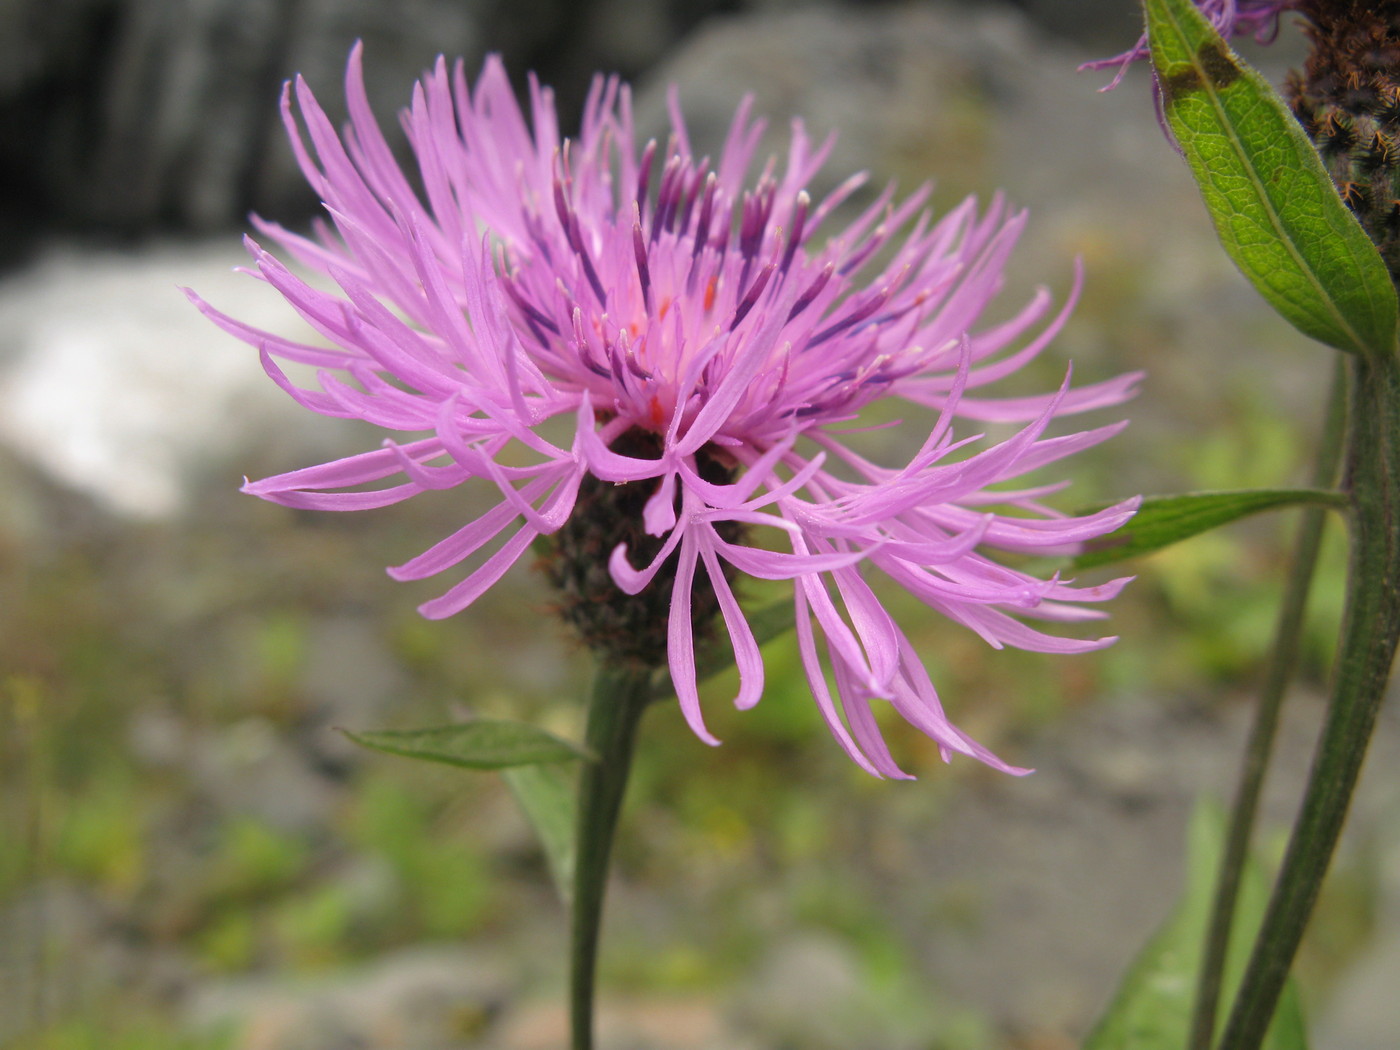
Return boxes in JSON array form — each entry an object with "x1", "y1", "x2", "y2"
[
  {"x1": 8, "y1": 1011, "x2": 235, "y2": 1050},
  {"x1": 346, "y1": 772, "x2": 497, "y2": 940}
]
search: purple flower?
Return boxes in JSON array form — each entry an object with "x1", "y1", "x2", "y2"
[
  {"x1": 191, "y1": 46, "x2": 1139, "y2": 778},
  {"x1": 1082, "y1": 1, "x2": 1296, "y2": 89}
]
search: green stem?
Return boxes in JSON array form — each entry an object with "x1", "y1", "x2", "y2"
[
  {"x1": 1188, "y1": 359, "x2": 1347, "y2": 1050},
  {"x1": 570, "y1": 662, "x2": 653, "y2": 1050},
  {"x1": 1219, "y1": 350, "x2": 1400, "y2": 1050}
]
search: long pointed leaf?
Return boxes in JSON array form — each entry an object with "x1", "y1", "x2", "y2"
[
  {"x1": 503, "y1": 763, "x2": 577, "y2": 904},
  {"x1": 341, "y1": 719, "x2": 593, "y2": 769},
  {"x1": 1145, "y1": 0, "x2": 1397, "y2": 358},
  {"x1": 1073, "y1": 489, "x2": 1346, "y2": 570}
]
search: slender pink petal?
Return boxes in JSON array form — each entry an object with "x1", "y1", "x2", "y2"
[{"x1": 667, "y1": 535, "x2": 720, "y2": 745}]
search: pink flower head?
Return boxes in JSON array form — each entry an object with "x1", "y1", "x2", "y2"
[
  {"x1": 1082, "y1": 1, "x2": 1296, "y2": 89},
  {"x1": 190, "y1": 46, "x2": 1140, "y2": 778}
]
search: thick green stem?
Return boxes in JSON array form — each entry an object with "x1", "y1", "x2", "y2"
[
  {"x1": 1218, "y1": 350, "x2": 1400, "y2": 1050},
  {"x1": 1188, "y1": 359, "x2": 1347, "y2": 1050},
  {"x1": 570, "y1": 662, "x2": 653, "y2": 1050}
]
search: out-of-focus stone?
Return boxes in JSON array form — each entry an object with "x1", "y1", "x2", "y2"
[
  {"x1": 0, "y1": 241, "x2": 350, "y2": 519},
  {"x1": 300, "y1": 616, "x2": 412, "y2": 745},
  {"x1": 493, "y1": 994, "x2": 753, "y2": 1050},
  {"x1": 632, "y1": 4, "x2": 1013, "y2": 211},
  {"x1": 732, "y1": 932, "x2": 863, "y2": 1048},
  {"x1": 187, "y1": 945, "x2": 510, "y2": 1050},
  {"x1": 0, "y1": 881, "x2": 170, "y2": 1043},
  {"x1": 190, "y1": 716, "x2": 340, "y2": 835}
]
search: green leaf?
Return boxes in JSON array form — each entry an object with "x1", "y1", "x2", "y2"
[
  {"x1": 1082, "y1": 799, "x2": 1309, "y2": 1050},
  {"x1": 1072, "y1": 489, "x2": 1346, "y2": 570},
  {"x1": 651, "y1": 599, "x2": 795, "y2": 701},
  {"x1": 341, "y1": 720, "x2": 593, "y2": 770},
  {"x1": 503, "y1": 763, "x2": 576, "y2": 904},
  {"x1": 1145, "y1": 0, "x2": 1398, "y2": 358}
]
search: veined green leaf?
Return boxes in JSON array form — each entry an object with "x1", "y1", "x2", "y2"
[
  {"x1": 503, "y1": 763, "x2": 576, "y2": 904},
  {"x1": 1073, "y1": 489, "x2": 1346, "y2": 570},
  {"x1": 1146, "y1": 0, "x2": 1398, "y2": 357},
  {"x1": 341, "y1": 719, "x2": 593, "y2": 769},
  {"x1": 1082, "y1": 799, "x2": 1309, "y2": 1050}
]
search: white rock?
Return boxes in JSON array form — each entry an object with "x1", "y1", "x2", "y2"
[{"x1": 0, "y1": 241, "x2": 332, "y2": 518}]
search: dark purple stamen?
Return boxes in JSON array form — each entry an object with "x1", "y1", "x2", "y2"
[
  {"x1": 736, "y1": 177, "x2": 776, "y2": 294},
  {"x1": 573, "y1": 226, "x2": 609, "y2": 307},
  {"x1": 691, "y1": 173, "x2": 718, "y2": 259},
  {"x1": 779, "y1": 191, "x2": 809, "y2": 274},
  {"x1": 786, "y1": 262, "x2": 834, "y2": 324},
  {"x1": 711, "y1": 212, "x2": 731, "y2": 261},
  {"x1": 636, "y1": 139, "x2": 657, "y2": 223},
  {"x1": 632, "y1": 215, "x2": 652, "y2": 311},
  {"x1": 684, "y1": 175, "x2": 720, "y2": 296},
  {"x1": 652, "y1": 156, "x2": 685, "y2": 243},
  {"x1": 731, "y1": 261, "x2": 774, "y2": 330},
  {"x1": 571, "y1": 308, "x2": 611, "y2": 377},
  {"x1": 615, "y1": 332, "x2": 651, "y2": 380},
  {"x1": 606, "y1": 339, "x2": 631, "y2": 388},
  {"x1": 676, "y1": 160, "x2": 709, "y2": 237},
  {"x1": 837, "y1": 216, "x2": 891, "y2": 277},
  {"x1": 500, "y1": 275, "x2": 561, "y2": 336},
  {"x1": 522, "y1": 210, "x2": 555, "y2": 265},
  {"x1": 808, "y1": 284, "x2": 893, "y2": 346},
  {"x1": 553, "y1": 172, "x2": 609, "y2": 307},
  {"x1": 872, "y1": 356, "x2": 923, "y2": 382},
  {"x1": 860, "y1": 292, "x2": 928, "y2": 334},
  {"x1": 739, "y1": 178, "x2": 775, "y2": 261}
]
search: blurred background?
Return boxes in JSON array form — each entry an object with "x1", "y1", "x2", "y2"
[{"x1": 2, "y1": 0, "x2": 1399, "y2": 1047}]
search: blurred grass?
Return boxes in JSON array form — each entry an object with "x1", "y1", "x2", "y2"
[{"x1": 7, "y1": 1011, "x2": 236, "y2": 1050}]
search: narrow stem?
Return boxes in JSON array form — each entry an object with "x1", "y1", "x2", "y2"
[
  {"x1": 1188, "y1": 359, "x2": 1347, "y2": 1050},
  {"x1": 570, "y1": 662, "x2": 653, "y2": 1050},
  {"x1": 1219, "y1": 350, "x2": 1400, "y2": 1050}
]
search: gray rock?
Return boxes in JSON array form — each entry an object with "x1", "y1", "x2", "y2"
[
  {"x1": 190, "y1": 716, "x2": 341, "y2": 834},
  {"x1": 492, "y1": 993, "x2": 758, "y2": 1050},
  {"x1": 0, "y1": 240, "x2": 351, "y2": 519},
  {"x1": 733, "y1": 931, "x2": 864, "y2": 1049},
  {"x1": 187, "y1": 944, "x2": 510, "y2": 1050},
  {"x1": 301, "y1": 616, "x2": 412, "y2": 738},
  {"x1": 0, "y1": 881, "x2": 181, "y2": 1043}
]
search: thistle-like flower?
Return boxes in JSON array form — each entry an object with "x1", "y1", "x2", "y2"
[
  {"x1": 191, "y1": 47, "x2": 1139, "y2": 778},
  {"x1": 1083, "y1": 1, "x2": 1297, "y2": 89}
]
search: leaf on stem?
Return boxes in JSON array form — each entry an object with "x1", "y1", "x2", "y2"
[
  {"x1": 1145, "y1": 0, "x2": 1398, "y2": 358},
  {"x1": 1073, "y1": 489, "x2": 1346, "y2": 570},
  {"x1": 1082, "y1": 799, "x2": 1309, "y2": 1050},
  {"x1": 341, "y1": 720, "x2": 593, "y2": 769},
  {"x1": 504, "y1": 763, "x2": 577, "y2": 904}
]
